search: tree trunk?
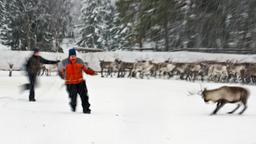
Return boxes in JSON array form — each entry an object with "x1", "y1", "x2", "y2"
[
  {"x1": 26, "y1": 15, "x2": 31, "y2": 50},
  {"x1": 164, "y1": 20, "x2": 169, "y2": 51}
]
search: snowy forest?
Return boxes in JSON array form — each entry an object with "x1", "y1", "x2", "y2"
[{"x1": 1, "y1": 0, "x2": 256, "y2": 53}]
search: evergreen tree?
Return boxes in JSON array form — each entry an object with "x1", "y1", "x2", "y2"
[
  {"x1": 1, "y1": 0, "x2": 72, "y2": 51},
  {"x1": 44, "y1": 0, "x2": 73, "y2": 51},
  {"x1": 246, "y1": 0, "x2": 256, "y2": 49},
  {"x1": 110, "y1": 11, "x2": 133, "y2": 50},
  {"x1": 0, "y1": 0, "x2": 5, "y2": 25},
  {"x1": 101, "y1": 0, "x2": 115, "y2": 50},
  {"x1": 1, "y1": 0, "x2": 37, "y2": 50},
  {"x1": 115, "y1": 0, "x2": 140, "y2": 49},
  {"x1": 115, "y1": 0, "x2": 184, "y2": 50},
  {"x1": 78, "y1": 0, "x2": 111, "y2": 49},
  {"x1": 0, "y1": 0, "x2": 6, "y2": 41}
]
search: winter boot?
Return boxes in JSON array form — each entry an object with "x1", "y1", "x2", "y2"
[
  {"x1": 29, "y1": 98, "x2": 36, "y2": 102},
  {"x1": 69, "y1": 102, "x2": 76, "y2": 112},
  {"x1": 83, "y1": 109, "x2": 91, "y2": 114},
  {"x1": 70, "y1": 105, "x2": 76, "y2": 112}
]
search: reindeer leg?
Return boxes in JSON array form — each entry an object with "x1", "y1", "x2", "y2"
[
  {"x1": 200, "y1": 73, "x2": 204, "y2": 81},
  {"x1": 110, "y1": 68, "x2": 113, "y2": 78},
  {"x1": 239, "y1": 105, "x2": 247, "y2": 115},
  {"x1": 211, "y1": 102, "x2": 221, "y2": 115},
  {"x1": 107, "y1": 68, "x2": 110, "y2": 77},
  {"x1": 117, "y1": 70, "x2": 120, "y2": 78},
  {"x1": 211, "y1": 102, "x2": 225, "y2": 115},
  {"x1": 239, "y1": 99, "x2": 248, "y2": 115},
  {"x1": 227, "y1": 104, "x2": 240, "y2": 114},
  {"x1": 101, "y1": 69, "x2": 104, "y2": 77},
  {"x1": 191, "y1": 72, "x2": 195, "y2": 81}
]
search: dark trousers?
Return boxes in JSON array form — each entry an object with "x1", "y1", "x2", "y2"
[
  {"x1": 23, "y1": 73, "x2": 37, "y2": 101},
  {"x1": 66, "y1": 81, "x2": 91, "y2": 111}
]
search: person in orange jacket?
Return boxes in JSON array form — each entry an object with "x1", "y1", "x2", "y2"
[{"x1": 59, "y1": 48, "x2": 97, "y2": 114}]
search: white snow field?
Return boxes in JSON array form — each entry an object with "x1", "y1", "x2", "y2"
[{"x1": 0, "y1": 71, "x2": 256, "y2": 144}]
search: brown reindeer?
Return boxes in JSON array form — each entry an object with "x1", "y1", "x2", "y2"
[
  {"x1": 154, "y1": 62, "x2": 168, "y2": 78},
  {"x1": 99, "y1": 60, "x2": 116, "y2": 77},
  {"x1": 132, "y1": 60, "x2": 155, "y2": 79},
  {"x1": 201, "y1": 86, "x2": 249, "y2": 115},
  {"x1": 115, "y1": 59, "x2": 134, "y2": 78},
  {"x1": 172, "y1": 62, "x2": 190, "y2": 80},
  {"x1": 207, "y1": 63, "x2": 228, "y2": 82},
  {"x1": 240, "y1": 63, "x2": 256, "y2": 84},
  {"x1": 154, "y1": 61, "x2": 176, "y2": 79},
  {"x1": 227, "y1": 63, "x2": 246, "y2": 83},
  {"x1": 184, "y1": 62, "x2": 203, "y2": 81}
]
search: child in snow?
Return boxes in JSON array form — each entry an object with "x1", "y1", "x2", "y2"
[
  {"x1": 22, "y1": 48, "x2": 60, "y2": 102},
  {"x1": 58, "y1": 48, "x2": 97, "y2": 114}
]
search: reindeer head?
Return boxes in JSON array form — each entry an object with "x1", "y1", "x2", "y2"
[
  {"x1": 187, "y1": 85, "x2": 205, "y2": 97},
  {"x1": 201, "y1": 88, "x2": 210, "y2": 102},
  {"x1": 114, "y1": 58, "x2": 121, "y2": 64}
]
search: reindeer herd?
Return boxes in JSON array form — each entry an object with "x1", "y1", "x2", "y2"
[{"x1": 99, "y1": 59, "x2": 256, "y2": 84}]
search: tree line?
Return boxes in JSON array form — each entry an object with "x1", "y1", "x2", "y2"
[
  {"x1": 0, "y1": 0, "x2": 72, "y2": 51},
  {"x1": 1, "y1": 0, "x2": 256, "y2": 52},
  {"x1": 116, "y1": 0, "x2": 256, "y2": 51}
]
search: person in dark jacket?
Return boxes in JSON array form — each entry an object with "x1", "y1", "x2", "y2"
[
  {"x1": 22, "y1": 48, "x2": 60, "y2": 102},
  {"x1": 58, "y1": 48, "x2": 97, "y2": 114}
]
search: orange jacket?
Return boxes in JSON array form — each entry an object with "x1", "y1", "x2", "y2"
[{"x1": 60, "y1": 57, "x2": 96, "y2": 84}]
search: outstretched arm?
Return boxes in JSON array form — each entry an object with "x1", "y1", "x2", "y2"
[
  {"x1": 82, "y1": 66, "x2": 97, "y2": 75},
  {"x1": 39, "y1": 56, "x2": 60, "y2": 64}
]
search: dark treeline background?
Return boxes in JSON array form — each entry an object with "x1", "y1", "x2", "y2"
[
  {"x1": 0, "y1": 0, "x2": 72, "y2": 52},
  {"x1": 1, "y1": 0, "x2": 256, "y2": 53}
]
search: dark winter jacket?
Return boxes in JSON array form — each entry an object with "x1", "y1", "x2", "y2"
[{"x1": 26, "y1": 55, "x2": 59, "y2": 74}]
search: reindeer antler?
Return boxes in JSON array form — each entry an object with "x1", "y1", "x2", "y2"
[
  {"x1": 187, "y1": 90, "x2": 196, "y2": 96},
  {"x1": 187, "y1": 90, "x2": 202, "y2": 96}
]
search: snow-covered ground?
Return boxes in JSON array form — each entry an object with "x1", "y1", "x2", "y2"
[{"x1": 0, "y1": 71, "x2": 256, "y2": 144}]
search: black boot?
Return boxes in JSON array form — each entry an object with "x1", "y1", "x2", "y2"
[
  {"x1": 70, "y1": 103, "x2": 76, "y2": 112},
  {"x1": 29, "y1": 98, "x2": 36, "y2": 102},
  {"x1": 71, "y1": 106, "x2": 76, "y2": 112},
  {"x1": 83, "y1": 109, "x2": 91, "y2": 114}
]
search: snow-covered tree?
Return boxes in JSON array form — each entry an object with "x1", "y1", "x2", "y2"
[
  {"x1": 115, "y1": 0, "x2": 138, "y2": 49},
  {"x1": 78, "y1": 0, "x2": 116, "y2": 50},
  {"x1": 0, "y1": 0, "x2": 6, "y2": 42},
  {"x1": 102, "y1": 1, "x2": 115, "y2": 50},
  {"x1": 1, "y1": 0, "x2": 36, "y2": 50},
  {"x1": 1, "y1": 0, "x2": 72, "y2": 51},
  {"x1": 110, "y1": 12, "x2": 133, "y2": 50},
  {"x1": 0, "y1": 0, "x2": 5, "y2": 25},
  {"x1": 44, "y1": 0, "x2": 73, "y2": 51}
]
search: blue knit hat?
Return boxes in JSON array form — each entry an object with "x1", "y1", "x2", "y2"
[
  {"x1": 33, "y1": 48, "x2": 39, "y2": 53},
  {"x1": 69, "y1": 48, "x2": 76, "y2": 57}
]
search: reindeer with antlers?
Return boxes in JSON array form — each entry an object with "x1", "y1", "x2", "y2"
[
  {"x1": 188, "y1": 84, "x2": 250, "y2": 115},
  {"x1": 201, "y1": 86, "x2": 249, "y2": 115}
]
